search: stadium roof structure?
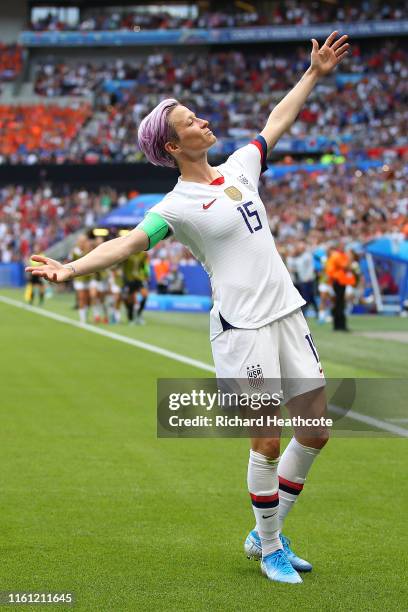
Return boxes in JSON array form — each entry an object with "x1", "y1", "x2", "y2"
[{"x1": 97, "y1": 193, "x2": 164, "y2": 227}]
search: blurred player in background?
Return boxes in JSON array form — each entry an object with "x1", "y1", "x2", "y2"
[
  {"x1": 122, "y1": 251, "x2": 150, "y2": 325},
  {"x1": 107, "y1": 264, "x2": 123, "y2": 324},
  {"x1": 295, "y1": 242, "x2": 318, "y2": 317},
  {"x1": 317, "y1": 249, "x2": 334, "y2": 324},
  {"x1": 26, "y1": 31, "x2": 349, "y2": 585},
  {"x1": 70, "y1": 234, "x2": 92, "y2": 324},
  {"x1": 25, "y1": 244, "x2": 45, "y2": 306},
  {"x1": 89, "y1": 237, "x2": 109, "y2": 323}
]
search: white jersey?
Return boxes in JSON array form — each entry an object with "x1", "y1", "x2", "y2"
[{"x1": 147, "y1": 136, "x2": 305, "y2": 340}]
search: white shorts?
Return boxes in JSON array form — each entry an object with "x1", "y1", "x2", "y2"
[
  {"x1": 318, "y1": 283, "x2": 334, "y2": 295},
  {"x1": 211, "y1": 309, "x2": 325, "y2": 402},
  {"x1": 89, "y1": 280, "x2": 108, "y2": 293},
  {"x1": 109, "y1": 283, "x2": 121, "y2": 295},
  {"x1": 345, "y1": 285, "x2": 355, "y2": 298},
  {"x1": 73, "y1": 280, "x2": 90, "y2": 291}
]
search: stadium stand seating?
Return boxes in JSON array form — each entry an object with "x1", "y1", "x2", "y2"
[{"x1": 29, "y1": 1, "x2": 407, "y2": 31}]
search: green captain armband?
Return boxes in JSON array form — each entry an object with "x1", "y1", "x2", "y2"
[{"x1": 137, "y1": 212, "x2": 171, "y2": 249}]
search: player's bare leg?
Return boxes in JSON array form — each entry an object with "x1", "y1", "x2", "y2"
[
  {"x1": 281, "y1": 386, "x2": 329, "y2": 524},
  {"x1": 89, "y1": 283, "x2": 101, "y2": 323},
  {"x1": 98, "y1": 288, "x2": 108, "y2": 323},
  {"x1": 77, "y1": 288, "x2": 89, "y2": 324},
  {"x1": 136, "y1": 287, "x2": 148, "y2": 324},
  {"x1": 125, "y1": 290, "x2": 137, "y2": 323},
  {"x1": 114, "y1": 292, "x2": 122, "y2": 323}
]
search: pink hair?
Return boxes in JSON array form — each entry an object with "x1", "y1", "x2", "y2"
[{"x1": 137, "y1": 98, "x2": 179, "y2": 168}]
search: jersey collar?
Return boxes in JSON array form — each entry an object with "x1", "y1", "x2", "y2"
[
  {"x1": 178, "y1": 171, "x2": 225, "y2": 187},
  {"x1": 210, "y1": 175, "x2": 225, "y2": 186}
]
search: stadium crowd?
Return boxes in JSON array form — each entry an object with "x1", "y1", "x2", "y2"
[
  {"x1": 0, "y1": 43, "x2": 23, "y2": 83},
  {"x1": 34, "y1": 42, "x2": 406, "y2": 96},
  {"x1": 21, "y1": 43, "x2": 407, "y2": 163},
  {"x1": 260, "y1": 160, "x2": 407, "y2": 251},
  {"x1": 0, "y1": 104, "x2": 91, "y2": 163},
  {"x1": 0, "y1": 186, "x2": 126, "y2": 262},
  {"x1": 29, "y1": 1, "x2": 406, "y2": 31},
  {"x1": 1, "y1": 161, "x2": 406, "y2": 265},
  {"x1": 151, "y1": 160, "x2": 407, "y2": 262}
]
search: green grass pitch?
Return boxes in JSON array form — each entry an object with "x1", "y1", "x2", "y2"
[{"x1": 0, "y1": 288, "x2": 407, "y2": 611}]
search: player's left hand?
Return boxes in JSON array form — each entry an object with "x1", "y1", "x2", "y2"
[{"x1": 310, "y1": 31, "x2": 349, "y2": 77}]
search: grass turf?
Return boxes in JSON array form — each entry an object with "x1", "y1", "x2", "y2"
[{"x1": 0, "y1": 288, "x2": 407, "y2": 611}]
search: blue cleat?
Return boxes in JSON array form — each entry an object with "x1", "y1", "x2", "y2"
[
  {"x1": 244, "y1": 529, "x2": 262, "y2": 560},
  {"x1": 280, "y1": 534, "x2": 313, "y2": 572},
  {"x1": 244, "y1": 530, "x2": 312, "y2": 572},
  {"x1": 261, "y1": 549, "x2": 303, "y2": 584}
]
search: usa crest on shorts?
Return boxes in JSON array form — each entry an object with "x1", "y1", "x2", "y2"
[{"x1": 247, "y1": 364, "x2": 264, "y2": 389}]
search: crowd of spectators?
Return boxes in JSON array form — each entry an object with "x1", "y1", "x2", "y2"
[
  {"x1": 1, "y1": 163, "x2": 406, "y2": 302},
  {"x1": 29, "y1": 1, "x2": 407, "y2": 31},
  {"x1": 0, "y1": 44, "x2": 23, "y2": 83},
  {"x1": 0, "y1": 186, "x2": 126, "y2": 263},
  {"x1": 0, "y1": 104, "x2": 91, "y2": 164},
  {"x1": 34, "y1": 43, "x2": 406, "y2": 97},
  {"x1": 27, "y1": 43, "x2": 408, "y2": 163},
  {"x1": 148, "y1": 160, "x2": 408, "y2": 269},
  {"x1": 260, "y1": 160, "x2": 407, "y2": 255}
]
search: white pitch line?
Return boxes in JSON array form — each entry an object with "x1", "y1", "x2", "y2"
[
  {"x1": 386, "y1": 418, "x2": 408, "y2": 424},
  {"x1": 0, "y1": 295, "x2": 215, "y2": 373},
  {"x1": 1, "y1": 295, "x2": 407, "y2": 438},
  {"x1": 328, "y1": 405, "x2": 408, "y2": 438}
]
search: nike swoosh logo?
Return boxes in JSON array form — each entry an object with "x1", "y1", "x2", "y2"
[
  {"x1": 262, "y1": 513, "x2": 276, "y2": 519},
  {"x1": 203, "y1": 198, "x2": 217, "y2": 210}
]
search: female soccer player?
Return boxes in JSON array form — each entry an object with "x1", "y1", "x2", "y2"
[
  {"x1": 70, "y1": 234, "x2": 92, "y2": 324},
  {"x1": 26, "y1": 31, "x2": 349, "y2": 584}
]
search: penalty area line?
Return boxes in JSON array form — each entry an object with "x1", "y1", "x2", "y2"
[
  {"x1": 1, "y1": 295, "x2": 407, "y2": 438},
  {"x1": 0, "y1": 295, "x2": 216, "y2": 374}
]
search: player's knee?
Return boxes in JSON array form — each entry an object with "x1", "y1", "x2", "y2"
[
  {"x1": 251, "y1": 438, "x2": 280, "y2": 459},
  {"x1": 296, "y1": 429, "x2": 330, "y2": 450},
  {"x1": 314, "y1": 431, "x2": 330, "y2": 449}
]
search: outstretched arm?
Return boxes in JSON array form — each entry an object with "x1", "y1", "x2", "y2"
[
  {"x1": 26, "y1": 228, "x2": 148, "y2": 283},
  {"x1": 260, "y1": 31, "x2": 349, "y2": 151}
]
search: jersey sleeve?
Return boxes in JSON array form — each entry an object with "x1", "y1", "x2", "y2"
[
  {"x1": 226, "y1": 134, "x2": 268, "y2": 189},
  {"x1": 136, "y1": 194, "x2": 183, "y2": 250},
  {"x1": 137, "y1": 211, "x2": 171, "y2": 249}
]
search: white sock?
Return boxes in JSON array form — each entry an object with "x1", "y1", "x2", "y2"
[
  {"x1": 278, "y1": 438, "x2": 321, "y2": 530},
  {"x1": 114, "y1": 308, "x2": 121, "y2": 323},
  {"x1": 247, "y1": 449, "x2": 282, "y2": 557},
  {"x1": 79, "y1": 307, "x2": 87, "y2": 324}
]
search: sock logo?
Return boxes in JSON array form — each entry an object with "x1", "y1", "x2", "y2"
[{"x1": 262, "y1": 513, "x2": 277, "y2": 519}]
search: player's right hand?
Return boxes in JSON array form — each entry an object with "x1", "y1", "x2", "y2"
[{"x1": 25, "y1": 255, "x2": 73, "y2": 283}]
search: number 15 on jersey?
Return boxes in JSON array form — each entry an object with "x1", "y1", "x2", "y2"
[{"x1": 237, "y1": 201, "x2": 262, "y2": 234}]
